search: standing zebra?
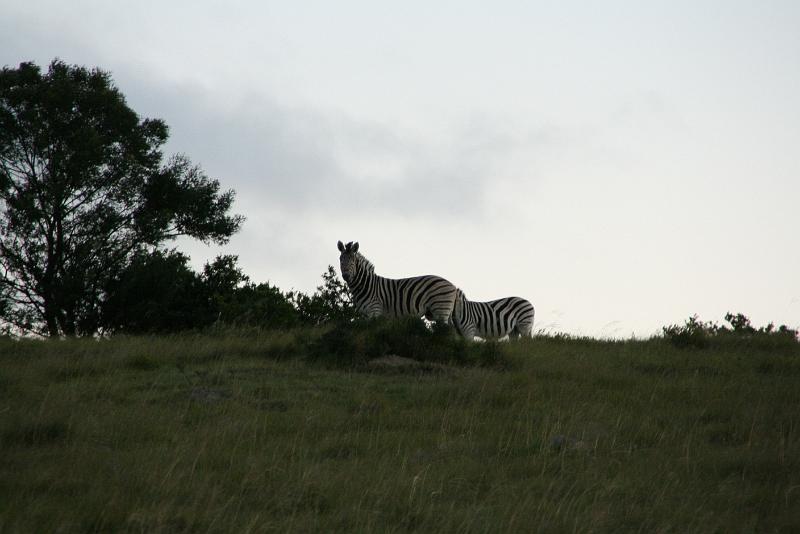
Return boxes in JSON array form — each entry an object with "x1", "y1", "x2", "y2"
[
  {"x1": 452, "y1": 288, "x2": 535, "y2": 340},
  {"x1": 337, "y1": 241, "x2": 457, "y2": 324}
]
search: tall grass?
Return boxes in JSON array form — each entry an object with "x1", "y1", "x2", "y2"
[{"x1": 1, "y1": 328, "x2": 798, "y2": 532}]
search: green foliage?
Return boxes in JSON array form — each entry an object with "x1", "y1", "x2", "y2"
[
  {"x1": 307, "y1": 316, "x2": 509, "y2": 368},
  {"x1": 215, "y1": 265, "x2": 355, "y2": 330},
  {"x1": 201, "y1": 254, "x2": 249, "y2": 298},
  {"x1": 0, "y1": 60, "x2": 243, "y2": 337},
  {"x1": 101, "y1": 249, "x2": 210, "y2": 334},
  {"x1": 100, "y1": 258, "x2": 356, "y2": 335},
  {"x1": 200, "y1": 255, "x2": 301, "y2": 330},
  {"x1": 216, "y1": 282, "x2": 300, "y2": 330},
  {"x1": 289, "y1": 265, "x2": 357, "y2": 325},
  {"x1": 102, "y1": 251, "x2": 303, "y2": 334},
  {"x1": 662, "y1": 314, "x2": 711, "y2": 349},
  {"x1": 663, "y1": 312, "x2": 798, "y2": 351}
]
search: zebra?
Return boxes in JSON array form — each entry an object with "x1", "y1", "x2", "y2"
[
  {"x1": 337, "y1": 240, "x2": 457, "y2": 324},
  {"x1": 452, "y1": 288, "x2": 535, "y2": 341}
]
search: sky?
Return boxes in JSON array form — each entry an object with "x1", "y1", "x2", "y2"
[{"x1": 2, "y1": 1, "x2": 799, "y2": 337}]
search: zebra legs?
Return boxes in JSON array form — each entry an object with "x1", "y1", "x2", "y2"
[{"x1": 460, "y1": 323, "x2": 478, "y2": 342}]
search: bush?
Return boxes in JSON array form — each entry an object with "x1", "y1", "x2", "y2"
[
  {"x1": 663, "y1": 312, "x2": 798, "y2": 351},
  {"x1": 216, "y1": 282, "x2": 300, "y2": 329},
  {"x1": 289, "y1": 266, "x2": 357, "y2": 326},
  {"x1": 101, "y1": 255, "x2": 353, "y2": 334},
  {"x1": 217, "y1": 265, "x2": 355, "y2": 330},
  {"x1": 662, "y1": 315, "x2": 710, "y2": 349},
  {"x1": 102, "y1": 249, "x2": 212, "y2": 334},
  {"x1": 307, "y1": 316, "x2": 510, "y2": 368}
]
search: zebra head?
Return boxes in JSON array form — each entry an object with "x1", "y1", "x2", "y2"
[{"x1": 337, "y1": 240, "x2": 361, "y2": 283}]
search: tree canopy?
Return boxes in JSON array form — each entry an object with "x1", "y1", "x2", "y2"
[
  {"x1": 102, "y1": 251, "x2": 355, "y2": 334},
  {"x1": 0, "y1": 60, "x2": 244, "y2": 336}
]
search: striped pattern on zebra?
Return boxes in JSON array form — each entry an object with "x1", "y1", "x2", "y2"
[
  {"x1": 337, "y1": 240, "x2": 457, "y2": 324},
  {"x1": 452, "y1": 288, "x2": 535, "y2": 340}
]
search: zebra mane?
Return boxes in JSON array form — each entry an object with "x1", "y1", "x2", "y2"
[
  {"x1": 455, "y1": 288, "x2": 467, "y2": 301},
  {"x1": 355, "y1": 252, "x2": 375, "y2": 274}
]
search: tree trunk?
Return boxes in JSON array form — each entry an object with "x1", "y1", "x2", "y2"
[{"x1": 43, "y1": 297, "x2": 60, "y2": 337}]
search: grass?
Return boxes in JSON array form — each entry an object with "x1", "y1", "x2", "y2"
[{"x1": 0, "y1": 326, "x2": 799, "y2": 533}]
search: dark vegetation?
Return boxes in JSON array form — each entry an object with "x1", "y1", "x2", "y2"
[
  {"x1": 100, "y1": 252, "x2": 356, "y2": 335},
  {"x1": 307, "y1": 317, "x2": 508, "y2": 369},
  {"x1": 663, "y1": 312, "x2": 798, "y2": 352}
]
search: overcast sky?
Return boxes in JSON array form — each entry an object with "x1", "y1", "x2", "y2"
[{"x1": 2, "y1": 1, "x2": 799, "y2": 336}]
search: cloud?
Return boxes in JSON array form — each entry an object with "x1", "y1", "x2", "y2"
[
  {"x1": 1, "y1": 13, "x2": 560, "y2": 303},
  {"x1": 115, "y1": 75, "x2": 559, "y2": 226},
  {"x1": 2, "y1": 4, "x2": 561, "y2": 228}
]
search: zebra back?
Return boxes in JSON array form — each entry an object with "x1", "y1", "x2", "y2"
[{"x1": 454, "y1": 288, "x2": 535, "y2": 339}]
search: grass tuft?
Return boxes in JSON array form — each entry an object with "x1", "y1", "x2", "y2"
[
  {"x1": 307, "y1": 316, "x2": 514, "y2": 369},
  {"x1": 2, "y1": 419, "x2": 70, "y2": 446},
  {"x1": 123, "y1": 353, "x2": 161, "y2": 371}
]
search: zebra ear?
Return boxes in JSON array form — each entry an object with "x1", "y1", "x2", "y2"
[
  {"x1": 337, "y1": 240, "x2": 345, "y2": 252},
  {"x1": 352, "y1": 242, "x2": 359, "y2": 253}
]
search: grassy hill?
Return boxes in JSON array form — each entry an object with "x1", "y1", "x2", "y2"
[{"x1": 1, "y1": 326, "x2": 799, "y2": 532}]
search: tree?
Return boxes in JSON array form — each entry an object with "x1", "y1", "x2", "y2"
[
  {"x1": 201, "y1": 254, "x2": 250, "y2": 310},
  {"x1": 290, "y1": 265, "x2": 357, "y2": 325},
  {"x1": 100, "y1": 259, "x2": 355, "y2": 334},
  {"x1": 0, "y1": 284, "x2": 10, "y2": 336},
  {"x1": 101, "y1": 252, "x2": 300, "y2": 334},
  {"x1": 101, "y1": 249, "x2": 208, "y2": 334},
  {"x1": 0, "y1": 60, "x2": 243, "y2": 336},
  {"x1": 217, "y1": 282, "x2": 301, "y2": 329}
]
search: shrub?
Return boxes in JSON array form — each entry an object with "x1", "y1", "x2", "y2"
[
  {"x1": 101, "y1": 249, "x2": 212, "y2": 334},
  {"x1": 663, "y1": 312, "x2": 798, "y2": 351},
  {"x1": 216, "y1": 282, "x2": 300, "y2": 329},
  {"x1": 217, "y1": 265, "x2": 355, "y2": 330},
  {"x1": 306, "y1": 316, "x2": 510, "y2": 368},
  {"x1": 289, "y1": 266, "x2": 358, "y2": 326},
  {"x1": 662, "y1": 315, "x2": 711, "y2": 349}
]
